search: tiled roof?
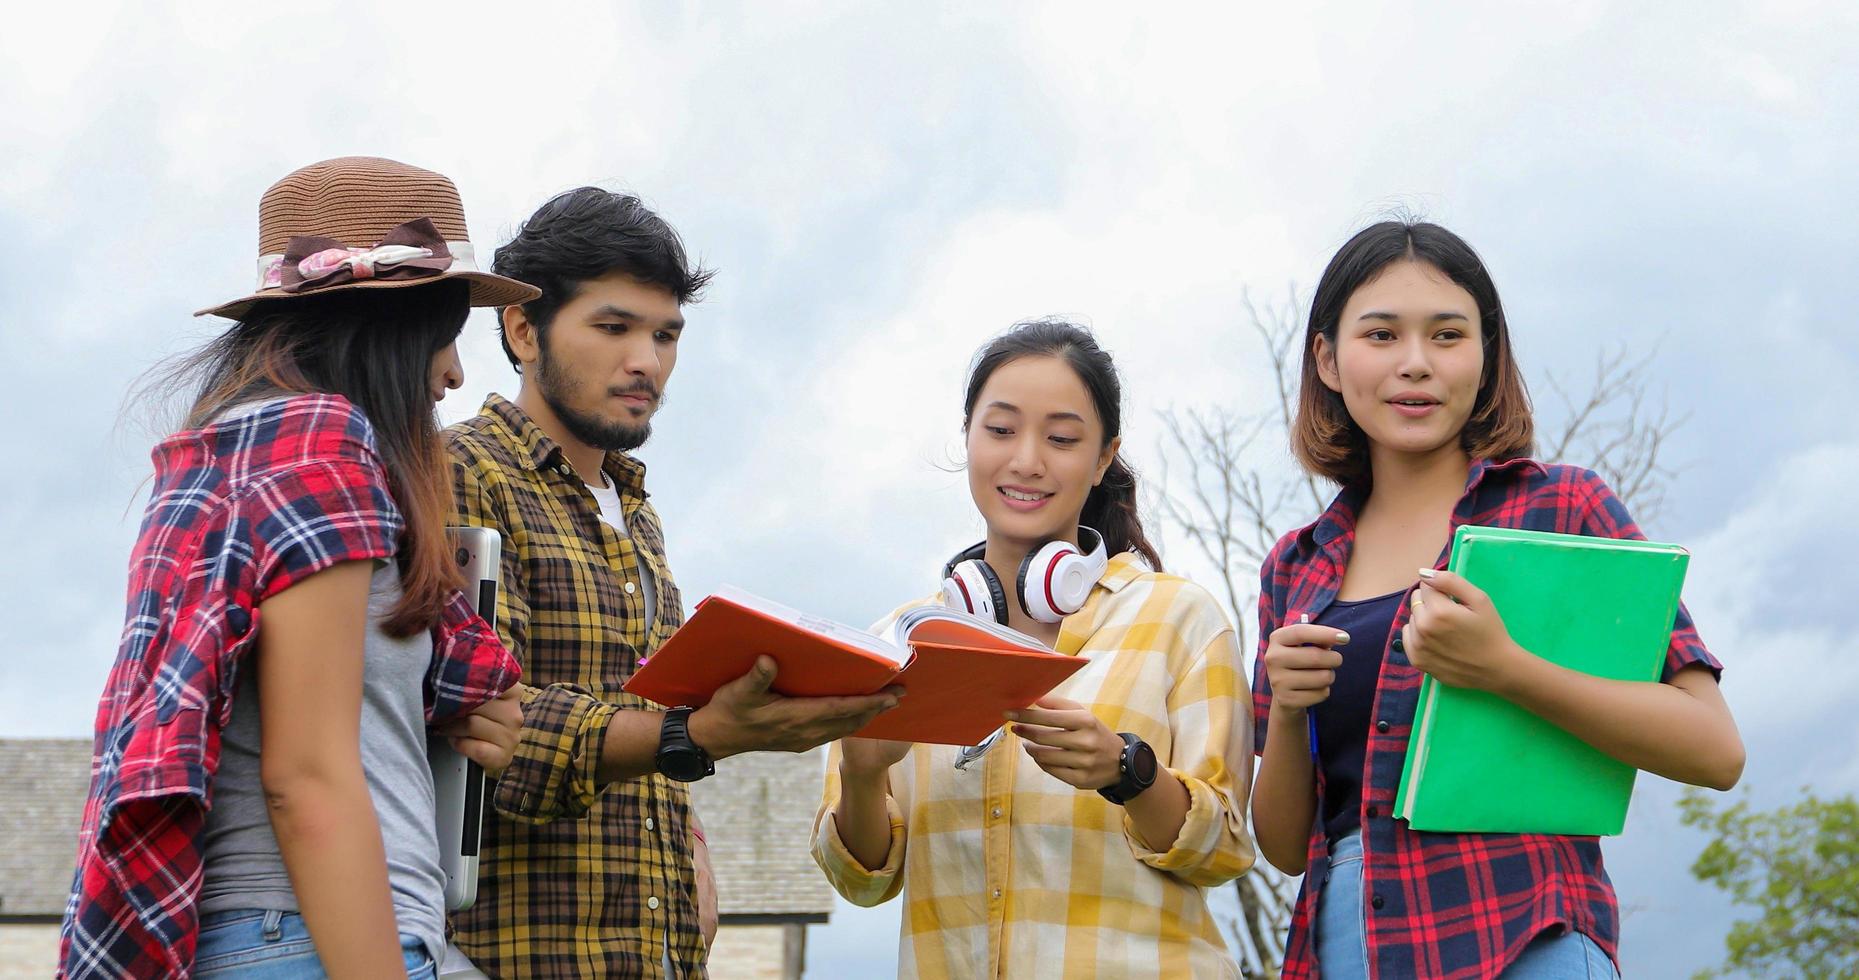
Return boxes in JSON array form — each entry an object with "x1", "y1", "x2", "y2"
[
  {"x1": 0, "y1": 739, "x2": 91, "y2": 918},
  {"x1": 688, "y1": 747, "x2": 835, "y2": 919}
]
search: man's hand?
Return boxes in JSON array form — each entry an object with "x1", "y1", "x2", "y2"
[
  {"x1": 688, "y1": 655, "x2": 901, "y2": 759},
  {"x1": 433, "y1": 684, "x2": 523, "y2": 774},
  {"x1": 1403, "y1": 569, "x2": 1529, "y2": 693},
  {"x1": 1008, "y1": 696, "x2": 1124, "y2": 791}
]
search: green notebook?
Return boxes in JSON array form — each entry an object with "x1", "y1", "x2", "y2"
[{"x1": 1391, "y1": 525, "x2": 1688, "y2": 835}]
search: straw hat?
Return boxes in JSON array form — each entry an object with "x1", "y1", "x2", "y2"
[{"x1": 198, "y1": 156, "x2": 541, "y2": 319}]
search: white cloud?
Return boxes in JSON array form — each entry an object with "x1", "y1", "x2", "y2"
[
  {"x1": 4, "y1": 4, "x2": 1858, "y2": 975},
  {"x1": 1683, "y1": 440, "x2": 1859, "y2": 759}
]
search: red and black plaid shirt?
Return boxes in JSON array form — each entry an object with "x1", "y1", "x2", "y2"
[
  {"x1": 60, "y1": 394, "x2": 519, "y2": 979},
  {"x1": 1252, "y1": 458, "x2": 1721, "y2": 979}
]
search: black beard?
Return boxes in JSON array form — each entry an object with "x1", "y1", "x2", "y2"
[{"x1": 535, "y1": 347, "x2": 658, "y2": 452}]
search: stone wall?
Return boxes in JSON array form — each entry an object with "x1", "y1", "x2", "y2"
[
  {"x1": 0, "y1": 923, "x2": 60, "y2": 980},
  {"x1": 707, "y1": 922, "x2": 803, "y2": 980}
]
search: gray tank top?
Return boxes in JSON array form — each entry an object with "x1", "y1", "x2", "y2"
[{"x1": 198, "y1": 559, "x2": 446, "y2": 962}]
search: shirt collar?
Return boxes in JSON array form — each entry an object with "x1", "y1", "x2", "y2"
[
  {"x1": 479, "y1": 393, "x2": 650, "y2": 497},
  {"x1": 1095, "y1": 552, "x2": 1147, "y2": 593},
  {"x1": 1307, "y1": 455, "x2": 1547, "y2": 547},
  {"x1": 1054, "y1": 552, "x2": 1148, "y2": 654}
]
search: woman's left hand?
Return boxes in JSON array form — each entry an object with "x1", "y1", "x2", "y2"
[
  {"x1": 1403, "y1": 569, "x2": 1530, "y2": 694},
  {"x1": 1008, "y1": 696, "x2": 1124, "y2": 791}
]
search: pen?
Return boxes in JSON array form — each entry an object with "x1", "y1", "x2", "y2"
[{"x1": 1300, "y1": 613, "x2": 1320, "y2": 765}]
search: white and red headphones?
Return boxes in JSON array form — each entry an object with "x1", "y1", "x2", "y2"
[{"x1": 941, "y1": 527, "x2": 1108, "y2": 625}]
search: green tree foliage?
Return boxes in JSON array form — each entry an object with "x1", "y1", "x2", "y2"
[{"x1": 1678, "y1": 788, "x2": 1859, "y2": 979}]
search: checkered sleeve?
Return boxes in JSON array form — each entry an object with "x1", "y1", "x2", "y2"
[
  {"x1": 452, "y1": 446, "x2": 621, "y2": 823},
  {"x1": 1125, "y1": 623, "x2": 1255, "y2": 885},
  {"x1": 425, "y1": 591, "x2": 521, "y2": 724},
  {"x1": 490, "y1": 682, "x2": 621, "y2": 823},
  {"x1": 241, "y1": 457, "x2": 403, "y2": 602},
  {"x1": 1574, "y1": 468, "x2": 1723, "y2": 681},
  {"x1": 811, "y1": 740, "x2": 909, "y2": 906}
]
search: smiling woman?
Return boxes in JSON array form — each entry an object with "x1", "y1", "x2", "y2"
[
  {"x1": 813, "y1": 319, "x2": 1256, "y2": 979},
  {"x1": 1249, "y1": 221, "x2": 1745, "y2": 980}
]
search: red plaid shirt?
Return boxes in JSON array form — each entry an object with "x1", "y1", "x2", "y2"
[
  {"x1": 59, "y1": 394, "x2": 519, "y2": 979},
  {"x1": 1252, "y1": 458, "x2": 1721, "y2": 979}
]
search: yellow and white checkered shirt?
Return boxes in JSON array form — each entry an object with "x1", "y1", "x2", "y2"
[{"x1": 812, "y1": 554, "x2": 1255, "y2": 978}]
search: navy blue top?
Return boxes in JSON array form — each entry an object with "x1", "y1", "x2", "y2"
[{"x1": 1313, "y1": 588, "x2": 1404, "y2": 841}]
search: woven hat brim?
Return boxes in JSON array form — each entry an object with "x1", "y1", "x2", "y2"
[{"x1": 195, "y1": 270, "x2": 541, "y2": 320}]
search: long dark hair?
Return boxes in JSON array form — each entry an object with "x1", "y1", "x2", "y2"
[
  {"x1": 1293, "y1": 220, "x2": 1534, "y2": 484},
  {"x1": 148, "y1": 281, "x2": 470, "y2": 637},
  {"x1": 962, "y1": 319, "x2": 1163, "y2": 571}
]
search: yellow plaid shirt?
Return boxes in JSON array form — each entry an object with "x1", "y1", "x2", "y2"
[
  {"x1": 446, "y1": 394, "x2": 704, "y2": 978},
  {"x1": 812, "y1": 554, "x2": 1255, "y2": 978}
]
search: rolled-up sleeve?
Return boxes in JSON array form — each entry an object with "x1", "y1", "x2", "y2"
[
  {"x1": 1123, "y1": 627, "x2": 1257, "y2": 886},
  {"x1": 492, "y1": 682, "x2": 620, "y2": 823},
  {"x1": 810, "y1": 741, "x2": 909, "y2": 906}
]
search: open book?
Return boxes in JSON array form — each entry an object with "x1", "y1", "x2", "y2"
[{"x1": 623, "y1": 586, "x2": 1086, "y2": 745}]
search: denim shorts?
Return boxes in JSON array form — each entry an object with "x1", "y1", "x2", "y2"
[
  {"x1": 194, "y1": 909, "x2": 435, "y2": 978},
  {"x1": 1315, "y1": 831, "x2": 1620, "y2": 979}
]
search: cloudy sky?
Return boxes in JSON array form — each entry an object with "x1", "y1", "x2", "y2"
[{"x1": 3, "y1": 2, "x2": 1854, "y2": 975}]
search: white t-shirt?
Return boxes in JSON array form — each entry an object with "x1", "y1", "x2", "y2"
[{"x1": 587, "y1": 473, "x2": 656, "y2": 631}]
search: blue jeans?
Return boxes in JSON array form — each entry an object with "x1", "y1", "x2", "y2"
[
  {"x1": 194, "y1": 909, "x2": 435, "y2": 978},
  {"x1": 1315, "y1": 831, "x2": 1620, "y2": 979}
]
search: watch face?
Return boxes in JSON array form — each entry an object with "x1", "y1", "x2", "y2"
[
  {"x1": 660, "y1": 747, "x2": 709, "y2": 782},
  {"x1": 1130, "y1": 741, "x2": 1158, "y2": 783}
]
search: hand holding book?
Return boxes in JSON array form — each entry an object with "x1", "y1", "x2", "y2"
[
  {"x1": 690, "y1": 655, "x2": 903, "y2": 759},
  {"x1": 1392, "y1": 526, "x2": 1693, "y2": 835},
  {"x1": 1402, "y1": 568, "x2": 1533, "y2": 694},
  {"x1": 625, "y1": 587, "x2": 1088, "y2": 745}
]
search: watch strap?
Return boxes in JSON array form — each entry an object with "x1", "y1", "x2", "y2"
[
  {"x1": 657, "y1": 706, "x2": 715, "y2": 782},
  {"x1": 1097, "y1": 732, "x2": 1154, "y2": 805}
]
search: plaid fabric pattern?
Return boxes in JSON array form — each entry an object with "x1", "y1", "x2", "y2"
[
  {"x1": 60, "y1": 394, "x2": 519, "y2": 979},
  {"x1": 445, "y1": 394, "x2": 704, "y2": 978},
  {"x1": 813, "y1": 556, "x2": 1256, "y2": 978},
  {"x1": 1251, "y1": 459, "x2": 1723, "y2": 980}
]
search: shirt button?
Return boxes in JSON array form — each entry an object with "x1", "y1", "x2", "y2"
[
  {"x1": 992, "y1": 888, "x2": 1002, "y2": 899},
  {"x1": 1391, "y1": 636, "x2": 1404, "y2": 652},
  {"x1": 625, "y1": 581, "x2": 637, "y2": 595},
  {"x1": 1376, "y1": 720, "x2": 1391, "y2": 733},
  {"x1": 1366, "y1": 806, "x2": 1379, "y2": 819},
  {"x1": 991, "y1": 807, "x2": 1002, "y2": 818},
  {"x1": 645, "y1": 817, "x2": 655, "y2": 831},
  {"x1": 647, "y1": 896, "x2": 660, "y2": 911},
  {"x1": 1371, "y1": 894, "x2": 1385, "y2": 910}
]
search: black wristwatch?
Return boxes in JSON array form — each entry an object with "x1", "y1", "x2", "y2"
[
  {"x1": 656, "y1": 707, "x2": 715, "y2": 783},
  {"x1": 1097, "y1": 732, "x2": 1158, "y2": 805}
]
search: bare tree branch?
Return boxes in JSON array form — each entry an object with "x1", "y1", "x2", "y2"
[{"x1": 1538, "y1": 342, "x2": 1687, "y2": 526}]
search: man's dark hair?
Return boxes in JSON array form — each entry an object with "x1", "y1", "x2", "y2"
[{"x1": 491, "y1": 187, "x2": 715, "y2": 371}]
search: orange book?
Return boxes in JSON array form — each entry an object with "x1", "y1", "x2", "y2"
[{"x1": 622, "y1": 587, "x2": 1086, "y2": 745}]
